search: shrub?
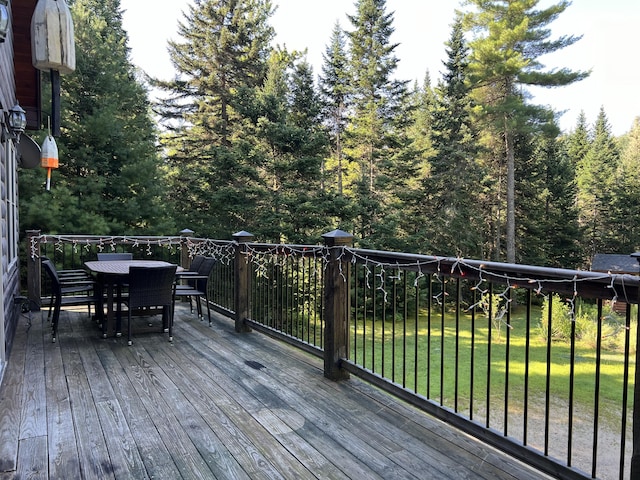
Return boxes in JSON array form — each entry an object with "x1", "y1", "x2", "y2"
[{"x1": 539, "y1": 293, "x2": 582, "y2": 341}]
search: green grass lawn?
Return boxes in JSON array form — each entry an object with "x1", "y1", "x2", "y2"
[{"x1": 350, "y1": 303, "x2": 635, "y2": 427}]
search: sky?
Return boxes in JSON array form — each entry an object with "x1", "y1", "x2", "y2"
[{"x1": 120, "y1": 0, "x2": 640, "y2": 136}]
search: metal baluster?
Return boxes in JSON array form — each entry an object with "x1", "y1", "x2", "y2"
[
  {"x1": 544, "y1": 293, "x2": 552, "y2": 456},
  {"x1": 592, "y1": 299, "x2": 603, "y2": 478},
  {"x1": 455, "y1": 277, "x2": 460, "y2": 413},
  {"x1": 504, "y1": 286, "x2": 511, "y2": 436}
]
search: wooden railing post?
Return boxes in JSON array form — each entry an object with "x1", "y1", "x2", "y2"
[
  {"x1": 179, "y1": 228, "x2": 194, "y2": 270},
  {"x1": 322, "y1": 229, "x2": 353, "y2": 381},
  {"x1": 26, "y1": 229, "x2": 42, "y2": 308},
  {"x1": 233, "y1": 231, "x2": 254, "y2": 333}
]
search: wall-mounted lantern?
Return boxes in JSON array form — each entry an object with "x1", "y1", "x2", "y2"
[
  {"x1": 1, "y1": 102, "x2": 27, "y2": 144},
  {"x1": 0, "y1": 0, "x2": 9, "y2": 43},
  {"x1": 31, "y1": 0, "x2": 75, "y2": 137}
]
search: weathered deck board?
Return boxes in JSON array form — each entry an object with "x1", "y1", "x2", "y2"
[
  {"x1": 0, "y1": 304, "x2": 552, "y2": 479},
  {"x1": 0, "y1": 311, "x2": 26, "y2": 473}
]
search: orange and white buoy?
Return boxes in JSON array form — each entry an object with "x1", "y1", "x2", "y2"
[{"x1": 40, "y1": 135, "x2": 58, "y2": 191}]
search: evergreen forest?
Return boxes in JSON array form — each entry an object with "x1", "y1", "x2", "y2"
[{"x1": 18, "y1": 0, "x2": 640, "y2": 270}]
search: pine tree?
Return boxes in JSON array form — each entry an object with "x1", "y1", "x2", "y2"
[
  {"x1": 421, "y1": 16, "x2": 483, "y2": 257},
  {"x1": 517, "y1": 132, "x2": 582, "y2": 268},
  {"x1": 156, "y1": 0, "x2": 275, "y2": 237},
  {"x1": 245, "y1": 50, "x2": 329, "y2": 243},
  {"x1": 576, "y1": 107, "x2": 619, "y2": 260},
  {"x1": 463, "y1": 0, "x2": 589, "y2": 263},
  {"x1": 319, "y1": 22, "x2": 351, "y2": 196},
  {"x1": 345, "y1": 0, "x2": 413, "y2": 247},
  {"x1": 610, "y1": 118, "x2": 640, "y2": 253},
  {"x1": 20, "y1": 0, "x2": 169, "y2": 235},
  {"x1": 565, "y1": 110, "x2": 591, "y2": 166}
]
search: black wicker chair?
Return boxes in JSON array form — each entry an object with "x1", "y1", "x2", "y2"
[
  {"x1": 125, "y1": 265, "x2": 177, "y2": 345},
  {"x1": 173, "y1": 257, "x2": 216, "y2": 326},
  {"x1": 180, "y1": 255, "x2": 205, "y2": 276},
  {"x1": 97, "y1": 252, "x2": 133, "y2": 322},
  {"x1": 42, "y1": 259, "x2": 99, "y2": 343}
]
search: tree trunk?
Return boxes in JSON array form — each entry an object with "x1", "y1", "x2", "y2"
[{"x1": 505, "y1": 121, "x2": 516, "y2": 263}]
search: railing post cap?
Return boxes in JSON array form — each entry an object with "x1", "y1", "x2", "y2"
[
  {"x1": 180, "y1": 228, "x2": 194, "y2": 237},
  {"x1": 322, "y1": 229, "x2": 353, "y2": 246},
  {"x1": 233, "y1": 231, "x2": 255, "y2": 242}
]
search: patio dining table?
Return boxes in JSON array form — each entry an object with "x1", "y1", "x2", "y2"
[{"x1": 84, "y1": 259, "x2": 178, "y2": 337}]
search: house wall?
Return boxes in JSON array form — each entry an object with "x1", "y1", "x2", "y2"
[{"x1": 0, "y1": 1, "x2": 26, "y2": 382}]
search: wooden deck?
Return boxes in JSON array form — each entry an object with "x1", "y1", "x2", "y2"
[{"x1": 0, "y1": 304, "x2": 552, "y2": 479}]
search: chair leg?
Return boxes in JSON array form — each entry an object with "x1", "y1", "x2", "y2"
[
  {"x1": 51, "y1": 297, "x2": 61, "y2": 343},
  {"x1": 162, "y1": 306, "x2": 169, "y2": 333},
  {"x1": 196, "y1": 296, "x2": 203, "y2": 319},
  {"x1": 127, "y1": 310, "x2": 133, "y2": 346},
  {"x1": 48, "y1": 294, "x2": 54, "y2": 320},
  {"x1": 166, "y1": 305, "x2": 173, "y2": 342},
  {"x1": 204, "y1": 294, "x2": 211, "y2": 326}
]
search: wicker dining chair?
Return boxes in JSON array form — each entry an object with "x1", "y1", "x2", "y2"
[
  {"x1": 180, "y1": 255, "x2": 205, "y2": 277},
  {"x1": 125, "y1": 265, "x2": 177, "y2": 345},
  {"x1": 173, "y1": 257, "x2": 216, "y2": 326},
  {"x1": 41, "y1": 255, "x2": 92, "y2": 281},
  {"x1": 42, "y1": 259, "x2": 100, "y2": 343}
]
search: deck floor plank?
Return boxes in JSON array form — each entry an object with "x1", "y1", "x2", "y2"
[
  {"x1": 177, "y1": 321, "x2": 463, "y2": 479},
  {"x1": 144, "y1": 338, "x2": 297, "y2": 480},
  {"x1": 172, "y1": 322, "x2": 387, "y2": 479},
  {"x1": 94, "y1": 342, "x2": 184, "y2": 479},
  {"x1": 19, "y1": 317, "x2": 47, "y2": 441},
  {"x1": 0, "y1": 306, "x2": 552, "y2": 479},
  {"x1": 59, "y1": 332, "x2": 117, "y2": 480},
  {"x1": 0, "y1": 313, "x2": 28, "y2": 472},
  {"x1": 187, "y1": 325, "x2": 467, "y2": 479},
  {"x1": 150, "y1": 325, "x2": 352, "y2": 480},
  {"x1": 44, "y1": 326, "x2": 82, "y2": 478},
  {"x1": 114, "y1": 341, "x2": 217, "y2": 479},
  {"x1": 72, "y1": 331, "x2": 150, "y2": 480}
]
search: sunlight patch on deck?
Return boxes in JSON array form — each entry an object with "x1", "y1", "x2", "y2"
[{"x1": 254, "y1": 408, "x2": 305, "y2": 435}]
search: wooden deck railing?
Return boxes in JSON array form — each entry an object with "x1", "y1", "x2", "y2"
[{"x1": 25, "y1": 230, "x2": 640, "y2": 479}]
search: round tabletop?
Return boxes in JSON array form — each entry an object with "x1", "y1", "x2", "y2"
[{"x1": 84, "y1": 260, "x2": 175, "y2": 275}]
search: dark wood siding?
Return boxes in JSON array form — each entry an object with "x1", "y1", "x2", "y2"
[
  {"x1": 1, "y1": 1, "x2": 38, "y2": 378},
  {"x1": 12, "y1": 0, "x2": 40, "y2": 130}
]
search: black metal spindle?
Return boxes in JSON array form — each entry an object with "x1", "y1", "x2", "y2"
[
  {"x1": 544, "y1": 293, "x2": 552, "y2": 456},
  {"x1": 353, "y1": 264, "x2": 359, "y2": 363},
  {"x1": 381, "y1": 268, "x2": 386, "y2": 379},
  {"x1": 427, "y1": 274, "x2": 432, "y2": 399},
  {"x1": 523, "y1": 289, "x2": 531, "y2": 446},
  {"x1": 412, "y1": 273, "x2": 418, "y2": 393},
  {"x1": 372, "y1": 265, "x2": 377, "y2": 374},
  {"x1": 363, "y1": 266, "x2": 368, "y2": 368},
  {"x1": 392, "y1": 270, "x2": 397, "y2": 384},
  {"x1": 504, "y1": 286, "x2": 511, "y2": 436},
  {"x1": 486, "y1": 282, "x2": 493, "y2": 428},
  {"x1": 620, "y1": 304, "x2": 632, "y2": 480},
  {"x1": 470, "y1": 284, "x2": 476, "y2": 421},
  {"x1": 440, "y1": 277, "x2": 446, "y2": 406},
  {"x1": 592, "y1": 299, "x2": 603, "y2": 479},
  {"x1": 567, "y1": 297, "x2": 577, "y2": 467},
  {"x1": 455, "y1": 277, "x2": 460, "y2": 412}
]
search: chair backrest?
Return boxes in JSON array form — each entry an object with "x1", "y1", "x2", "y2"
[
  {"x1": 127, "y1": 266, "x2": 177, "y2": 309},
  {"x1": 189, "y1": 255, "x2": 205, "y2": 273},
  {"x1": 42, "y1": 259, "x2": 61, "y2": 297},
  {"x1": 97, "y1": 252, "x2": 133, "y2": 261},
  {"x1": 192, "y1": 257, "x2": 216, "y2": 291}
]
